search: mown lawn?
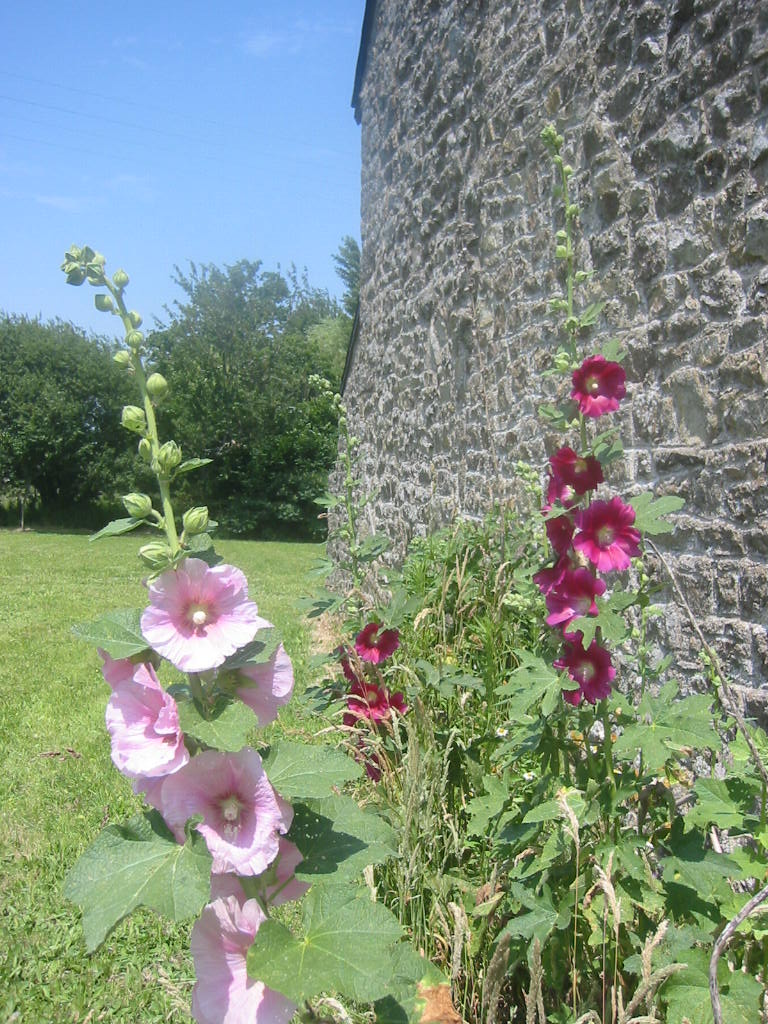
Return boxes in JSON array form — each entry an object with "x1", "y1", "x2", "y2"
[{"x1": 0, "y1": 530, "x2": 321, "y2": 1023}]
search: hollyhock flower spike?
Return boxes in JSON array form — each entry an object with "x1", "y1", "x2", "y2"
[
  {"x1": 571, "y1": 355, "x2": 627, "y2": 418},
  {"x1": 555, "y1": 633, "x2": 616, "y2": 704},
  {"x1": 141, "y1": 558, "x2": 269, "y2": 674},
  {"x1": 573, "y1": 497, "x2": 642, "y2": 572},
  {"x1": 99, "y1": 651, "x2": 189, "y2": 779},
  {"x1": 234, "y1": 643, "x2": 294, "y2": 728},
  {"x1": 545, "y1": 568, "x2": 606, "y2": 629},
  {"x1": 191, "y1": 893, "x2": 296, "y2": 1024},
  {"x1": 159, "y1": 748, "x2": 292, "y2": 875},
  {"x1": 354, "y1": 622, "x2": 400, "y2": 663},
  {"x1": 545, "y1": 514, "x2": 575, "y2": 556},
  {"x1": 549, "y1": 446, "x2": 604, "y2": 495}
]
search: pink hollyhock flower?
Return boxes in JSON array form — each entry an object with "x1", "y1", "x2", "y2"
[
  {"x1": 336, "y1": 645, "x2": 363, "y2": 684},
  {"x1": 546, "y1": 473, "x2": 576, "y2": 509},
  {"x1": 99, "y1": 651, "x2": 189, "y2": 780},
  {"x1": 354, "y1": 622, "x2": 400, "y2": 663},
  {"x1": 159, "y1": 748, "x2": 292, "y2": 875},
  {"x1": 343, "y1": 679, "x2": 408, "y2": 726},
  {"x1": 573, "y1": 497, "x2": 642, "y2": 572},
  {"x1": 233, "y1": 643, "x2": 294, "y2": 728},
  {"x1": 545, "y1": 568, "x2": 606, "y2": 629},
  {"x1": 546, "y1": 514, "x2": 575, "y2": 556},
  {"x1": 549, "y1": 447, "x2": 604, "y2": 495},
  {"x1": 571, "y1": 356, "x2": 627, "y2": 418},
  {"x1": 191, "y1": 894, "x2": 296, "y2": 1024},
  {"x1": 211, "y1": 838, "x2": 310, "y2": 908},
  {"x1": 141, "y1": 558, "x2": 269, "y2": 674},
  {"x1": 534, "y1": 548, "x2": 583, "y2": 595},
  {"x1": 555, "y1": 633, "x2": 616, "y2": 704}
]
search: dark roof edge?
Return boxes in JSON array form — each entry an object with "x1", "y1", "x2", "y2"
[{"x1": 351, "y1": 0, "x2": 377, "y2": 123}]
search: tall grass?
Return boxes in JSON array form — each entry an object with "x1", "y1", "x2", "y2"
[{"x1": 0, "y1": 530, "x2": 318, "y2": 1023}]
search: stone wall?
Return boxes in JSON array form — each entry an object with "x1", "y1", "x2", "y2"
[{"x1": 342, "y1": 0, "x2": 768, "y2": 688}]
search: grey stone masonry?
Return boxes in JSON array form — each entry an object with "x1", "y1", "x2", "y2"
[{"x1": 340, "y1": 0, "x2": 768, "y2": 689}]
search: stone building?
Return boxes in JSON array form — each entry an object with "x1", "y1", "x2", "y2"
[{"x1": 341, "y1": 0, "x2": 768, "y2": 689}]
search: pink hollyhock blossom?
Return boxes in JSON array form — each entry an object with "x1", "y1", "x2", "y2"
[
  {"x1": 141, "y1": 559, "x2": 269, "y2": 674},
  {"x1": 571, "y1": 356, "x2": 627, "y2": 418},
  {"x1": 545, "y1": 568, "x2": 606, "y2": 629},
  {"x1": 234, "y1": 643, "x2": 294, "y2": 727},
  {"x1": 555, "y1": 633, "x2": 616, "y2": 704},
  {"x1": 546, "y1": 514, "x2": 575, "y2": 556},
  {"x1": 159, "y1": 748, "x2": 292, "y2": 875},
  {"x1": 534, "y1": 547, "x2": 583, "y2": 595},
  {"x1": 546, "y1": 473, "x2": 576, "y2": 509},
  {"x1": 211, "y1": 838, "x2": 310, "y2": 908},
  {"x1": 354, "y1": 622, "x2": 400, "y2": 663},
  {"x1": 336, "y1": 645, "x2": 363, "y2": 684},
  {"x1": 191, "y1": 894, "x2": 296, "y2": 1024},
  {"x1": 99, "y1": 651, "x2": 189, "y2": 780},
  {"x1": 573, "y1": 497, "x2": 642, "y2": 572},
  {"x1": 549, "y1": 447, "x2": 604, "y2": 495},
  {"x1": 343, "y1": 679, "x2": 408, "y2": 726}
]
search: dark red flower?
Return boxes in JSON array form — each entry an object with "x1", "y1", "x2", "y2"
[
  {"x1": 533, "y1": 550, "x2": 580, "y2": 594},
  {"x1": 555, "y1": 633, "x2": 616, "y2": 704},
  {"x1": 344, "y1": 679, "x2": 407, "y2": 725},
  {"x1": 545, "y1": 568, "x2": 606, "y2": 629},
  {"x1": 546, "y1": 473, "x2": 577, "y2": 509},
  {"x1": 571, "y1": 356, "x2": 626, "y2": 418},
  {"x1": 354, "y1": 622, "x2": 400, "y2": 664},
  {"x1": 336, "y1": 645, "x2": 361, "y2": 684},
  {"x1": 549, "y1": 446, "x2": 604, "y2": 496},
  {"x1": 546, "y1": 514, "x2": 575, "y2": 556},
  {"x1": 573, "y1": 497, "x2": 641, "y2": 572}
]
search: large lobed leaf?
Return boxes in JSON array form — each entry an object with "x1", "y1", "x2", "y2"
[
  {"x1": 64, "y1": 811, "x2": 211, "y2": 951},
  {"x1": 290, "y1": 794, "x2": 396, "y2": 881},
  {"x1": 72, "y1": 608, "x2": 150, "y2": 660},
  {"x1": 246, "y1": 883, "x2": 403, "y2": 1002},
  {"x1": 263, "y1": 740, "x2": 362, "y2": 799}
]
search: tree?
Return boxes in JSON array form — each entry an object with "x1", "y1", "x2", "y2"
[
  {"x1": 0, "y1": 315, "x2": 138, "y2": 527},
  {"x1": 148, "y1": 260, "x2": 343, "y2": 537},
  {"x1": 332, "y1": 236, "x2": 361, "y2": 318}
]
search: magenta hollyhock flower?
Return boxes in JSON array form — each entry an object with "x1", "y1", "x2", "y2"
[
  {"x1": 190, "y1": 894, "x2": 296, "y2": 1024},
  {"x1": 211, "y1": 838, "x2": 310, "y2": 908},
  {"x1": 343, "y1": 679, "x2": 408, "y2": 726},
  {"x1": 234, "y1": 643, "x2": 294, "y2": 728},
  {"x1": 534, "y1": 547, "x2": 583, "y2": 595},
  {"x1": 546, "y1": 473, "x2": 576, "y2": 509},
  {"x1": 141, "y1": 559, "x2": 269, "y2": 674},
  {"x1": 335, "y1": 645, "x2": 363, "y2": 684},
  {"x1": 545, "y1": 568, "x2": 606, "y2": 629},
  {"x1": 573, "y1": 497, "x2": 642, "y2": 572},
  {"x1": 571, "y1": 356, "x2": 627, "y2": 418},
  {"x1": 555, "y1": 633, "x2": 616, "y2": 704},
  {"x1": 550, "y1": 446, "x2": 604, "y2": 495},
  {"x1": 99, "y1": 651, "x2": 189, "y2": 780},
  {"x1": 546, "y1": 514, "x2": 575, "y2": 556},
  {"x1": 354, "y1": 622, "x2": 400, "y2": 663},
  {"x1": 159, "y1": 748, "x2": 292, "y2": 875}
]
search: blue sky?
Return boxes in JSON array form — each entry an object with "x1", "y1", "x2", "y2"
[{"x1": 0, "y1": 2, "x2": 364, "y2": 337}]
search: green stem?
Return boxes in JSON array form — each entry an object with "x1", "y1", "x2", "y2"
[
  {"x1": 601, "y1": 700, "x2": 615, "y2": 793},
  {"x1": 105, "y1": 279, "x2": 180, "y2": 556}
]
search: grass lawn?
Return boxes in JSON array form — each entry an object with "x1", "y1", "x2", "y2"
[{"x1": 0, "y1": 530, "x2": 322, "y2": 1023}]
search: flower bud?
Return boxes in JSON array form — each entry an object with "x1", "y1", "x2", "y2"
[
  {"x1": 126, "y1": 330, "x2": 144, "y2": 350},
  {"x1": 146, "y1": 373, "x2": 168, "y2": 402},
  {"x1": 129, "y1": 311, "x2": 143, "y2": 328},
  {"x1": 94, "y1": 293, "x2": 114, "y2": 313},
  {"x1": 64, "y1": 266, "x2": 86, "y2": 286},
  {"x1": 182, "y1": 506, "x2": 209, "y2": 536},
  {"x1": 65, "y1": 244, "x2": 83, "y2": 262},
  {"x1": 122, "y1": 492, "x2": 153, "y2": 519},
  {"x1": 121, "y1": 405, "x2": 147, "y2": 434},
  {"x1": 553, "y1": 351, "x2": 571, "y2": 372},
  {"x1": 555, "y1": 245, "x2": 568, "y2": 259},
  {"x1": 139, "y1": 541, "x2": 173, "y2": 572},
  {"x1": 138, "y1": 437, "x2": 152, "y2": 461},
  {"x1": 157, "y1": 440, "x2": 182, "y2": 474},
  {"x1": 113, "y1": 350, "x2": 132, "y2": 367},
  {"x1": 113, "y1": 268, "x2": 129, "y2": 288}
]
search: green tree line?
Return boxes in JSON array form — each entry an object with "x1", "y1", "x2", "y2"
[{"x1": 0, "y1": 240, "x2": 359, "y2": 537}]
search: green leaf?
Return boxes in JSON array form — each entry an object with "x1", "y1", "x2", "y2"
[
  {"x1": 290, "y1": 795, "x2": 396, "y2": 881},
  {"x1": 613, "y1": 683, "x2": 716, "y2": 770},
  {"x1": 246, "y1": 883, "x2": 403, "y2": 1002},
  {"x1": 374, "y1": 950, "x2": 449, "y2": 1024},
  {"x1": 496, "y1": 653, "x2": 560, "y2": 713},
  {"x1": 466, "y1": 775, "x2": 510, "y2": 837},
  {"x1": 89, "y1": 517, "x2": 144, "y2": 541},
  {"x1": 175, "y1": 691, "x2": 257, "y2": 751},
  {"x1": 571, "y1": 600, "x2": 629, "y2": 647},
  {"x1": 173, "y1": 457, "x2": 212, "y2": 477},
  {"x1": 219, "y1": 628, "x2": 281, "y2": 671},
  {"x1": 578, "y1": 300, "x2": 605, "y2": 328},
  {"x1": 663, "y1": 947, "x2": 763, "y2": 1024},
  {"x1": 72, "y1": 608, "x2": 150, "y2": 659},
  {"x1": 263, "y1": 741, "x2": 362, "y2": 799},
  {"x1": 687, "y1": 776, "x2": 753, "y2": 831},
  {"x1": 629, "y1": 493, "x2": 685, "y2": 535},
  {"x1": 497, "y1": 892, "x2": 558, "y2": 944},
  {"x1": 64, "y1": 811, "x2": 211, "y2": 951},
  {"x1": 601, "y1": 337, "x2": 624, "y2": 361}
]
